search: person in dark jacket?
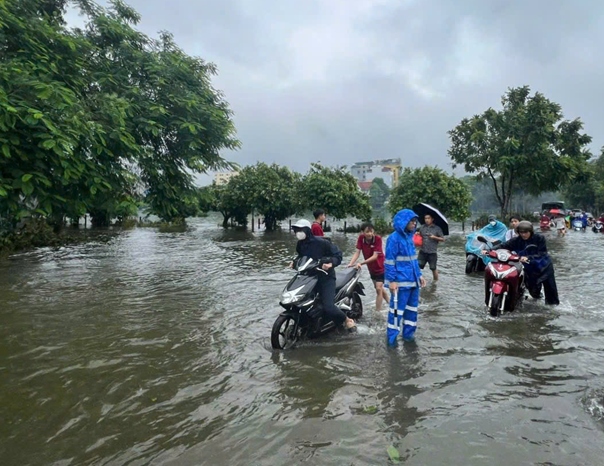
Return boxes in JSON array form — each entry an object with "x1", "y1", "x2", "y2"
[
  {"x1": 484, "y1": 220, "x2": 559, "y2": 305},
  {"x1": 291, "y1": 219, "x2": 356, "y2": 329}
]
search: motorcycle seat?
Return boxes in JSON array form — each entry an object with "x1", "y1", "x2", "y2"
[{"x1": 335, "y1": 268, "x2": 357, "y2": 291}]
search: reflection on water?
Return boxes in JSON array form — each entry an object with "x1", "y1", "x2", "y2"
[{"x1": 1, "y1": 214, "x2": 604, "y2": 465}]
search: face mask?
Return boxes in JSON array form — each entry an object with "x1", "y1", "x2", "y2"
[
  {"x1": 489, "y1": 221, "x2": 496, "y2": 226},
  {"x1": 296, "y1": 232, "x2": 306, "y2": 241}
]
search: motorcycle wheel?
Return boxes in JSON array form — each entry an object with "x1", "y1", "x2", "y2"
[
  {"x1": 348, "y1": 292, "x2": 363, "y2": 320},
  {"x1": 271, "y1": 315, "x2": 300, "y2": 350},
  {"x1": 489, "y1": 293, "x2": 502, "y2": 317},
  {"x1": 465, "y1": 256, "x2": 476, "y2": 274}
]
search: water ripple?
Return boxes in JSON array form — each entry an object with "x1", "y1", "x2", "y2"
[{"x1": 1, "y1": 216, "x2": 604, "y2": 465}]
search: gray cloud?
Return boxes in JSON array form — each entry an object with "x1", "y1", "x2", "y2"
[{"x1": 87, "y1": 0, "x2": 604, "y2": 181}]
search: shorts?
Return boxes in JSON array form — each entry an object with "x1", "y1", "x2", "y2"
[
  {"x1": 369, "y1": 272, "x2": 385, "y2": 282},
  {"x1": 418, "y1": 251, "x2": 437, "y2": 270}
]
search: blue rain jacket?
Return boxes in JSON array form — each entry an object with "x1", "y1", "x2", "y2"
[
  {"x1": 465, "y1": 221, "x2": 508, "y2": 265},
  {"x1": 385, "y1": 209, "x2": 422, "y2": 287}
]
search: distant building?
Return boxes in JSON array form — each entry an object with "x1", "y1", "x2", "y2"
[
  {"x1": 213, "y1": 171, "x2": 238, "y2": 186},
  {"x1": 350, "y1": 158, "x2": 401, "y2": 187}
]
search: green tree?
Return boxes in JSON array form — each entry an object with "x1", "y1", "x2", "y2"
[
  {"x1": 388, "y1": 166, "x2": 472, "y2": 222},
  {"x1": 232, "y1": 163, "x2": 303, "y2": 231},
  {"x1": 78, "y1": 2, "x2": 238, "y2": 223},
  {"x1": 368, "y1": 177, "x2": 390, "y2": 210},
  {"x1": 302, "y1": 164, "x2": 371, "y2": 221},
  {"x1": 579, "y1": 149, "x2": 604, "y2": 214},
  {"x1": 595, "y1": 152, "x2": 604, "y2": 213},
  {"x1": 0, "y1": 0, "x2": 238, "y2": 233},
  {"x1": 448, "y1": 86, "x2": 592, "y2": 218},
  {"x1": 202, "y1": 180, "x2": 251, "y2": 228}
]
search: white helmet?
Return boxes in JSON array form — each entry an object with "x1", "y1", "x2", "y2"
[{"x1": 292, "y1": 219, "x2": 311, "y2": 229}]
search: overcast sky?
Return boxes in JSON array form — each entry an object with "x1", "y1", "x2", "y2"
[{"x1": 68, "y1": 0, "x2": 604, "y2": 183}]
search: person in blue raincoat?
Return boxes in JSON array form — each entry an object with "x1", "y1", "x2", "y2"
[
  {"x1": 466, "y1": 215, "x2": 508, "y2": 266},
  {"x1": 385, "y1": 209, "x2": 426, "y2": 344}
]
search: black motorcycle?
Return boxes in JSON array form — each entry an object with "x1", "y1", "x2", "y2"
[{"x1": 271, "y1": 256, "x2": 365, "y2": 350}]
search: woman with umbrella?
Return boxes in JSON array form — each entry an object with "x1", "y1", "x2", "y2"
[{"x1": 550, "y1": 209, "x2": 566, "y2": 236}]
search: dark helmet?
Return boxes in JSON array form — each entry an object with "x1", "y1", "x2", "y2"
[{"x1": 516, "y1": 220, "x2": 533, "y2": 234}]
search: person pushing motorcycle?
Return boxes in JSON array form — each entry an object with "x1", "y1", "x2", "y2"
[
  {"x1": 291, "y1": 219, "x2": 356, "y2": 330},
  {"x1": 482, "y1": 220, "x2": 559, "y2": 305}
]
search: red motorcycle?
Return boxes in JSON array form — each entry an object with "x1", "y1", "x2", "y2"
[
  {"x1": 477, "y1": 236, "x2": 526, "y2": 317},
  {"x1": 539, "y1": 215, "x2": 552, "y2": 231}
]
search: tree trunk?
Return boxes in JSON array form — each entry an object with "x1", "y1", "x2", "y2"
[
  {"x1": 90, "y1": 210, "x2": 111, "y2": 227},
  {"x1": 221, "y1": 214, "x2": 230, "y2": 229},
  {"x1": 48, "y1": 213, "x2": 65, "y2": 233},
  {"x1": 264, "y1": 215, "x2": 277, "y2": 231}
]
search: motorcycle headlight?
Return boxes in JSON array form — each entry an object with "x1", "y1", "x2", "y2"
[{"x1": 280, "y1": 285, "x2": 305, "y2": 304}]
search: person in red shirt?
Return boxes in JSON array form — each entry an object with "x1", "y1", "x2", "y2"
[
  {"x1": 347, "y1": 222, "x2": 390, "y2": 311},
  {"x1": 311, "y1": 209, "x2": 326, "y2": 236}
]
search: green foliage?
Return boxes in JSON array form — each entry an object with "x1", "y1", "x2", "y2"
[
  {"x1": 369, "y1": 177, "x2": 390, "y2": 210},
  {"x1": 0, "y1": 0, "x2": 237, "y2": 233},
  {"x1": 448, "y1": 86, "x2": 592, "y2": 218},
  {"x1": 232, "y1": 163, "x2": 303, "y2": 231},
  {"x1": 388, "y1": 166, "x2": 472, "y2": 222},
  {"x1": 202, "y1": 179, "x2": 252, "y2": 228},
  {"x1": 302, "y1": 163, "x2": 372, "y2": 221},
  {"x1": 562, "y1": 150, "x2": 604, "y2": 212},
  {"x1": 387, "y1": 445, "x2": 401, "y2": 464},
  {"x1": 202, "y1": 163, "x2": 374, "y2": 230},
  {"x1": 372, "y1": 216, "x2": 393, "y2": 235}
]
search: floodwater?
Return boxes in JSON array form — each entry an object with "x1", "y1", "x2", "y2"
[{"x1": 1, "y1": 215, "x2": 603, "y2": 465}]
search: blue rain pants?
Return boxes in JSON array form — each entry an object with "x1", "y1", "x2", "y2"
[{"x1": 387, "y1": 286, "x2": 419, "y2": 345}]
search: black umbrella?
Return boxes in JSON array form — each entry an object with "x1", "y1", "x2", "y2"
[{"x1": 412, "y1": 203, "x2": 449, "y2": 236}]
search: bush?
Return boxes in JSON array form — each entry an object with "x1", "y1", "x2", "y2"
[
  {"x1": 336, "y1": 223, "x2": 362, "y2": 233},
  {"x1": 373, "y1": 217, "x2": 394, "y2": 235}
]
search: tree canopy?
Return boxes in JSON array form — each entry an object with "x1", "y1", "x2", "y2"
[
  {"x1": 369, "y1": 177, "x2": 390, "y2": 211},
  {"x1": 388, "y1": 166, "x2": 472, "y2": 222},
  {"x1": 448, "y1": 86, "x2": 592, "y2": 218},
  {"x1": 302, "y1": 164, "x2": 372, "y2": 221},
  {"x1": 202, "y1": 163, "x2": 373, "y2": 229},
  {"x1": 229, "y1": 163, "x2": 303, "y2": 231},
  {"x1": 0, "y1": 0, "x2": 238, "y2": 227},
  {"x1": 562, "y1": 149, "x2": 604, "y2": 212}
]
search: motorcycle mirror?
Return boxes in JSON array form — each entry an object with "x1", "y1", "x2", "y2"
[{"x1": 476, "y1": 235, "x2": 488, "y2": 243}]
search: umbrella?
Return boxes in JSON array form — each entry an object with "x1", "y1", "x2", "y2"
[
  {"x1": 549, "y1": 208, "x2": 564, "y2": 216},
  {"x1": 412, "y1": 203, "x2": 449, "y2": 236}
]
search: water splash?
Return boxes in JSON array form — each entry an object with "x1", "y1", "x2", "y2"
[{"x1": 582, "y1": 389, "x2": 604, "y2": 421}]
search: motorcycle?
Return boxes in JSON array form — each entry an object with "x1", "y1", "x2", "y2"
[
  {"x1": 592, "y1": 221, "x2": 604, "y2": 233},
  {"x1": 539, "y1": 217, "x2": 552, "y2": 231},
  {"x1": 271, "y1": 256, "x2": 365, "y2": 349},
  {"x1": 572, "y1": 218, "x2": 585, "y2": 231},
  {"x1": 465, "y1": 233, "x2": 506, "y2": 274},
  {"x1": 478, "y1": 236, "x2": 527, "y2": 317},
  {"x1": 465, "y1": 221, "x2": 507, "y2": 274}
]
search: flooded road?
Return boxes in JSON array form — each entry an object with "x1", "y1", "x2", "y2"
[{"x1": 1, "y1": 214, "x2": 604, "y2": 465}]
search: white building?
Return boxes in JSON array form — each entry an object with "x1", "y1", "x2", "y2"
[
  {"x1": 350, "y1": 158, "x2": 401, "y2": 187},
  {"x1": 213, "y1": 171, "x2": 238, "y2": 186}
]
